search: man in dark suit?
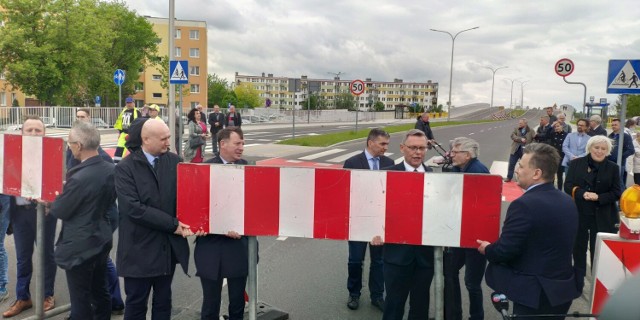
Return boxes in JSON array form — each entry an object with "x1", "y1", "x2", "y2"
[
  {"x1": 477, "y1": 143, "x2": 581, "y2": 319},
  {"x1": 379, "y1": 129, "x2": 434, "y2": 320},
  {"x1": 588, "y1": 115, "x2": 608, "y2": 136},
  {"x1": 207, "y1": 104, "x2": 225, "y2": 155},
  {"x1": 534, "y1": 116, "x2": 553, "y2": 143},
  {"x1": 50, "y1": 121, "x2": 116, "y2": 319},
  {"x1": 195, "y1": 127, "x2": 249, "y2": 320},
  {"x1": 343, "y1": 128, "x2": 394, "y2": 312},
  {"x1": 115, "y1": 119, "x2": 193, "y2": 320},
  {"x1": 3, "y1": 116, "x2": 57, "y2": 318}
]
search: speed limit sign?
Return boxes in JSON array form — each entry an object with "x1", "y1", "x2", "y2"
[
  {"x1": 555, "y1": 58, "x2": 575, "y2": 77},
  {"x1": 350, "y1": 79, "x2": 365, "y2": 96}
]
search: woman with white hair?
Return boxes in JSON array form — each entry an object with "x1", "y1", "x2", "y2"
[{"x1": 564, "y1": 135, "x2": 622, "y2": 290}]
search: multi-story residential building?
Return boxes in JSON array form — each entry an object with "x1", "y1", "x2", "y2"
[
  {"x1": 0, "y1": 72, "x2": 28, "y2": 107},
  {"x1": 133, "y1": 17, "x2": 208, "y2": 110},
  {"x1": 235, "y1": 72, "x2": 438, "y2": 111}
]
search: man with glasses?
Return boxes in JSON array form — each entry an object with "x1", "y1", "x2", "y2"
[
  {"x1": 444, "y1": 137, "x2": 489, "y2": 320},
  {"x1": 561, "y1": 118, "x2": 589, "y2": 175},
  {"x1": 343, "y1": 128, "x2": 393, "y2": 312},
  {"x1": 379, "y1": 129, "x2": 434, "y2": 320}
]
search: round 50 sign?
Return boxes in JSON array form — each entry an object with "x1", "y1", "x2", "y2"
[
  {"x1": 555, "y1": 58, "x2": 574, "y2": 77},
  {"x1": 350, "y1": 79, "x2": 365, "y2": 96}
]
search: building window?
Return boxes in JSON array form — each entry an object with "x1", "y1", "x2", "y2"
[
  {"x1": 152, "y1": 74, "x2": 162, "y2": 81},
  {"x1": 135, "y1": 82, "x2": 144, "y2": 92},
  {"x1": 153, "y1": 93, "x2": 162, "y2": 98},
  {"x1": 0, "y1": 92, "x2": 5, "y2": 107},
  {"x1": 189, "y1": 30, "x2": 199, "y2": 40},
  {"x1": 190, "y1": 84, "x2": 200, "y2": 93},
  {"x1": 191, "y1": 101, "x2": 200, "y2": 108},
  {"x1": 175, "y1": 47, "x2": 181, "y2": 57},
  {"x1": 0, "y1": 72, "x2": 4, "y2": 80},
  {"x1": 11, "y1": 93, "x2": 17, "y2": 104},
  {"x1": 190, "y1": 66, "x2": 200, "y2": 76},
  {"x1": 175, "y1": 29, "x2": 181, "y2": 39},
  {"x1": 189, "y1": 48, "x2": 199, "y2": 58}
]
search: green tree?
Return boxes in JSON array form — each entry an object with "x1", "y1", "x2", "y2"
[
  {"x1": 374, "y1": 101, "x2": 385, "y2": 111},
  {"x1": 625, "y1": 95, "x2": 640, "y2": 118},
  {"x1": 234, "y1": 82, "x2": 262, "y2": 108},
  {"x1": 301, "y1": 94, "x2": 326, "y2": 110},
  {"x1": 222, "y1": 90, "x2": 238, "y2": 108},
  {"x1": 335, "y1": 92, "x2": 355, "y2": 110},
  {"x1": 208, "y1": 73, "x2": 231, "y2": 107}
]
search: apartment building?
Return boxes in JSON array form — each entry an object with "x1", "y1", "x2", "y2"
[
  {"x1": 235, "y1": 72, "x2": 438, "y2": 110},
  {"x1": 134, "y1": 17, "x2": 208, "y2": 110}
]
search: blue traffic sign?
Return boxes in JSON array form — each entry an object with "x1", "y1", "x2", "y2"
[
  {"x1": 95, "y1": 96, "x2": 101, "y2": 104},
  {"x1": 113, "y1": 69, "x2": 125, "y2": 86},
  {"x1": 169, "y1": 60, "x2": 189, "y2": 84},
  {"x1": 607, "y1": 60, "x2": 640, "y2": 94}
]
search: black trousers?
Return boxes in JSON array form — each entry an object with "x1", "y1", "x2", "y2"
[
  {"x1": 382, "y1": 262, "x2": 433, "y2": 320},
  {"x1": 556, "y1": 164, "x2": 564, "y2": 190},
  {"x1": 65, "y1": 248, "x2": 111, "y2": 320},
  {"x1": 200, "y1": 276, "x2": 247, "y2": 320},
  {"x1": 512, "y1": 290, "x2": 572, "y2": 320},
  {"x1": 123, "y1": 264, "x2": 175, "y2": 320}
]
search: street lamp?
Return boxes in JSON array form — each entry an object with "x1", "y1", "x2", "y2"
[
  {"x1": 505, "y1": 78, "x2": 521, "y2": 109},
  {"x1": 430, "y1": 26, "x2": 479, "y2": 121},
  {"x1": 484, "y1": 66, "x2": 508, "y2": 109},
  {"x1": 517, "y1": 80, "x2": 530, "y2": 108}
]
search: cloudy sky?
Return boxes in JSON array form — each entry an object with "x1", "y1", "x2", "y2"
[{"x1": 123, "y1": 0, "x2": 639, "y2": 109}]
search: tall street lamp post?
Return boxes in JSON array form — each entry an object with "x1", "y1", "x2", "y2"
[
  {"x1": 518, "y1": 80, "x2": 530, "y2": 109},
  {"x1": 484, "y1": 66, "x2": 508, "y2": 109},
  {"x1": 430, "y1": 26, "x2": 479, "y2": 121},
  {"x1": 505, "y1": 78, "x2": 521, "y2": 109}
]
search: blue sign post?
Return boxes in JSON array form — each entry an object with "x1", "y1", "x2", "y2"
[{"x1": 113, "y1": 69, "x2": 125, "y2": 108}]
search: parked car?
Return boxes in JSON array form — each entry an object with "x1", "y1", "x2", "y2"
[{"x1": 91, "y1": 118, "x2": 110, "y2": 129}]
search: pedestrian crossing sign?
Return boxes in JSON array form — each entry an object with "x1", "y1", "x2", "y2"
[
  {"x1": 607, "y1": 59, "x2": 640, "y2": 94},
  {"x1": 170, "y1": 60, "x2": 189, "y2": 84}
]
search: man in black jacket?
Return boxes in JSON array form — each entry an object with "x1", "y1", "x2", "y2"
[
  {"x1": 381, "y1": 129, "x2": 434, "y2": 320},
  {"x1": 51, "y1": 121, "x2": 116, "y2": 319},
  {"x1": 534, "y1": 116, "x2": 553, "y2": 143},
  {"x1": 414, "y1": 112, "x2": 435, "y2": 147},
  {"x1": 207, "y1": 105, "x2": 225, "y2": 155},
  {"x1": 343, "y1": 128, "x2": 394, "y2": 312},
  {"x1": 115, "y1": 118, "x2": 193, "y2": 320}
]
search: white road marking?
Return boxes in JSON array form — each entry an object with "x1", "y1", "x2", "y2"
[
  {"x1": 469, "y1": 133, "x2": 475, "y2": 135},
  {"x1": 394, "y1": 156, "x2": 405, "y2": 164},
  {"x1": 490, "y1": 160, "x2": 509, "y2": 178},
  {"x1": 327, "y1": 151, "x2": 361, "y2": 163},
  {"x1": 299, "y1": 149, "x2": 346, "y2": 160},
  {"x1": 244, "y1": 143, "x2": 262, "y2": 147},
  {"x1": 276, "y1": 236, "x2": 288, "y2": 241}
]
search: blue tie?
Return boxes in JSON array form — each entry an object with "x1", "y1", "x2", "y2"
[{"x1": 372, "y1": 157, "x2": 379, "y2": 170}]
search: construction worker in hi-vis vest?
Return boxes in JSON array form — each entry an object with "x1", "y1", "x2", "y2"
[{"x1": 113, "y1": 97, "x2": 140, "y2": 163}]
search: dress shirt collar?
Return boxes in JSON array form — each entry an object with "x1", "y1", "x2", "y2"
[
  {"x1": 142, "y1": 150, "x2": 157, "y2": 167},
  {"x1": 403, "y1": 161, "x2": 425, "y2": 172}
]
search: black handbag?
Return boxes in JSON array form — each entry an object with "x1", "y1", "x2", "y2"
[{"x1": 189, "y1": 135, "x2": 205, "y2": 148}]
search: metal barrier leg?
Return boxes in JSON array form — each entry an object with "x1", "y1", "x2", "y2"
[
  {"x1": 34, "y1": 203, "x2": 44, "y2": 319},
  {"x1": 248, "y1": 236, "x2": 258, "y2": 320},
  {"x1": 434, "y1": 246, "x2": 444, "y2": 320}
]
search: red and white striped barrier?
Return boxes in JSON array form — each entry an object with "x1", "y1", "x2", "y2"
[
  {"x1": 0, "y1": 134, "x2": 65, "y2": 202},
  {"x1": 591, "y1": 233, "x2": 640, "y2": 314},
  {"x1": 177, "y1": 164, "x2": 503, "y2": 248}
]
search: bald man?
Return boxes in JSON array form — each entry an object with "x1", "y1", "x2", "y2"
[{"x1": 115, "y1": 119, "x2": 192, "y2": 319}]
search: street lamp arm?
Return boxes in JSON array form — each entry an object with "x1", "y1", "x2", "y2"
[{"x1": 453, "y1": 26, "x2": 480, "y2": 40}]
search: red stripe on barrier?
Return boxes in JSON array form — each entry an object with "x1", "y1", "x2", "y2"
[
  {"x1": 176, "y1": 164, "x2": 211, "y2": 233},
  {"x1": 41, "y1": 137, "x2": 64, "y2": 202},
  {"x1": 314, "y1": 168, "x2": 350, "y2": 240},
  {"x1": 244, "y1": 166, "x2": 280, "y2": 236},
  {"x1": 385, "y1": 171, "x2": 424, "y2": 244},
  {"x1": 592, "y1": 279, "x2": 608, "y2": 314},
  {"x1": 3, "y1": 135, "x2": 22, "y2": 196},
  {"x1": 603, "y1": 239, "x2": 640, "y2": 274},
  {"x1": 460, "y1": 175, "x2": 502, "y2": 247}
]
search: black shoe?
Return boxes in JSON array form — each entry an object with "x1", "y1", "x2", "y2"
[
  {"x1": 371, "y1": 298, "x2": 385, "y2": 312},
  {"x1": 347, "y1": 296, "x2": 359, "y2": 310}
]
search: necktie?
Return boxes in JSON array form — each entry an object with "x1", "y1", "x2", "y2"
[
  {"x1": 153, "y1": 157, "x2": 159, "y2": 172},
  {"x1": 372, "y1": 157, "x2": 379, "y2": 170}
]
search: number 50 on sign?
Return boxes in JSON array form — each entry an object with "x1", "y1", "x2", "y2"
[{"x1": 555, "y1": 58, "x2": 575, "y2": 77}]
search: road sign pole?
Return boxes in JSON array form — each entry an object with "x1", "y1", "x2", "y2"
[
  {"x1": 355, "y1": 97, "x2": 359, "y2": 133},
  {"x1": 168, "y1": 0, "x2": 176, "y2": 153},
  {"x1": 292, "y1": 104, "x2": 296, "y2": 140},
  {"x1": 118, "y1": 84, "x2": 122, "y2": 109},
  {"x1": 562, "y1": 77, "x2": 587, "y2": 116},
  {"x1": 617, "y1": 94, "x2": 628, "y2": 178}
]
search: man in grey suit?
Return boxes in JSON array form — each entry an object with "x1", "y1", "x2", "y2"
[{"x1": 343, "y1": 128, "x2": 394, "y2": 312}]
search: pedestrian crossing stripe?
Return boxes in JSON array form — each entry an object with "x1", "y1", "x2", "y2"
[{"x1": 607, "y1": 59, "x2": 640, "y2": 94}]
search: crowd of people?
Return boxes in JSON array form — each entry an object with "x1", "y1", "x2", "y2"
[{"x1": 0, "y1": 104, "x2": 632, "y2": 319}]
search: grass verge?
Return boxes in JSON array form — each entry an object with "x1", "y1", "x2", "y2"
[{"x1": 277, "y1": 120, "x2": 495, "y2": 147}]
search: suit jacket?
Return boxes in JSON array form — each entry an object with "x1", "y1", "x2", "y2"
[
  {"x1": 343, "y1": 151, "x2": 394, "y2": 171},
  {"x1": 509, "y1": 126, "x2": 534, "y2": 155},
  {"x1": 382, "y1": 162, "x2": 434, "y2": 267},
  {"x1": 224, "y1": 112, "x2": 242, "y2": 128},
  {"x1": 194, "y1": 155, "x2": 251, "y2": 280},
  {"x1": 564, "y1": 155, "x2": 621, "y2": 233},
  {"x1": 414, "y1": 119, "x2": 435, "y2": 140},
  {"x1": 485, "y1": 183, "x2": 581, "y2": 309},
  {"x1": 588, "y1": 125, "x2": 607, "y2": 137},
  {"x1": 51, "y1": 155, "x2": 115, "y2": 270},
  {"x1": 534, "y1": 124, "x2": 553, "y2": 143},
  {"x1": 208, "y1": 112, "x2": 225, "y2": 134}
]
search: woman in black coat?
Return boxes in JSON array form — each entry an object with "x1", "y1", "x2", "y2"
[
  {"x1": 548, "y1": 122, "x2": 568, "y2": 189},
  {"x1": 564, "y1": 135, "x2": 622, "y2": 289}
]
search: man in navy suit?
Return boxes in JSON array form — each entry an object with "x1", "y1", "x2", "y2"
[
  {"x1": 195, "y1": 127, "x2": 249, "y2": 320},
  {"x1": 379, "y1": 129, "x2": 434, "y2": 320},
  {"x1": 343, "y1": 128, "x2": 394, "y2": 312},
  {"x1": 477, "y1": 143, "x2": 581, "y2": 319}
]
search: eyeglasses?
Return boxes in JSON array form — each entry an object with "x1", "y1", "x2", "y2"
[{"x1": 404, "y1": 145, "x2": 427, "y2": 152}]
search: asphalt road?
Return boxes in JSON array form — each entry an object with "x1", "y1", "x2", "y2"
[{"x1": 2, "y1": 109, "x2": 596, "y2": 319}]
